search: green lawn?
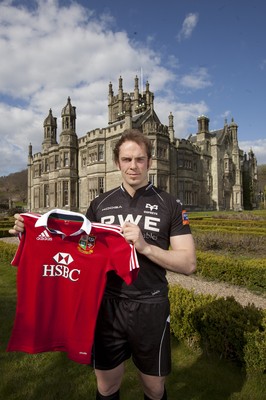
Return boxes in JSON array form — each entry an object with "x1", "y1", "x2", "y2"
[
  {"x1": 1, "y1": 337, "x2": 265, "y2": 400},
  {"x1": 1, "y1": 249, "x2": 265, "y2": 399}
]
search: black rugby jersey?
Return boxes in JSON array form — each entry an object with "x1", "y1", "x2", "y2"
[{"x1": 86, "y1": 183, "x2": 191, "y2": 296}]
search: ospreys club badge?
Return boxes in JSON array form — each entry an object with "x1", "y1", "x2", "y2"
[{"x1": 78, "y1": 234, "x2": 96, "y2": 254}]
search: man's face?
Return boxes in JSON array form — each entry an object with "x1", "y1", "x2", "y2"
[{"x1": 116, "y1": 140, "x2": 152, "y2": 193}]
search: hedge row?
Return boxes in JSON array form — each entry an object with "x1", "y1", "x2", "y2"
[
  {"x1": 0, "y1": 229, "x2": 13, "y2": 238},
  {"x1": 191, "y1": 225, "x2": 266, "y2": 236},
  {"x1": 169, "y1": 285, "x2": 266, "y2": 374},
  {"x1": 193, "y1": 231, "x2": 266, "y2": 255},
  {"x1": 0, "y1": 222, "x2": 13, "y2": 229},
  {"x1": 0, "y1": 217, "x2": 13, "y2": 238},
  {"x1": 190, "y1": 218, "x2": 266, "y2": 228},
  {"x1": 189, "y1": 211, "x2": 266, "y2": 220},
  {"x1": 195, "y1": 250, "x2": 266, "y2": 293}
]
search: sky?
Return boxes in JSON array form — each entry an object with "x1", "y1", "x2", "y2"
[{"x1": 0, "y1": 0, "x2": 266, "y2": 177}]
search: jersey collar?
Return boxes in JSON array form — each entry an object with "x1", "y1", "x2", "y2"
[
  {"x1": 35, "y1": 209, "x2": 92, "y2": 237},
  {"x1": 120, "y1": 182, "x2": 153, "y2": 197}
]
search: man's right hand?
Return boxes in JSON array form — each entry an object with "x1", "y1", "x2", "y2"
[{"x1": 9, "y1": 214, "x2": 25, "y2": 235}]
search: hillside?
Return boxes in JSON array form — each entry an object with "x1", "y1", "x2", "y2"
[{"x1": 0, "y1": 169, "x2": 27, "y2": 207}]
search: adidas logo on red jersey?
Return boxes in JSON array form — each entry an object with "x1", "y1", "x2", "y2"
[{"x1": 36, "y1": 230, "x2": 52, "y2": 241}]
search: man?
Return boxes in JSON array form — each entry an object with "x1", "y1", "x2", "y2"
[{"x1": 11, "y1": 129, "x2": 196, "y2": 400}]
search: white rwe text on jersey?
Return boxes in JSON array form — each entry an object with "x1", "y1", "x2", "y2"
[{"x1": 101, "y1": 214, "x2": 160, "y2": 232}]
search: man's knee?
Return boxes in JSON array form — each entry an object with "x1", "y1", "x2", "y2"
[
  {"x1": 140, "y1": 372, "x2": 166, "y2": 400},
  {"x1": 143, "y1": 386, "x2": 167, "y2": 400},
  {"x1": 95, "y1": 363, "x2": 124, "y2": 397},
  {"x1": 96, "y1": 389, "x2": 120, "y2": 400}
]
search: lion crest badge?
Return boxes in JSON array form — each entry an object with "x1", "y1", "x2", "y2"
[{"x1": 78, "y1": 234, "x2": 96, "y2": 254}]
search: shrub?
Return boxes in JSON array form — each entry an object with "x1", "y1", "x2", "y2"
[
  {"x1": 0, "y1": 241, "x2": 17, "y2": 261},
  {"x1": 191, "y1": 296, "x2": 262, "y2": 364},
  {"x1": 169, "y1": 285, "x2": 265, "y2": 373},
  {"x1": 244, "y1": 311, "x2": 266, "y2": 375},
  {"x1": 169, "y1": 286, "x2": 213, "y2": 348}
]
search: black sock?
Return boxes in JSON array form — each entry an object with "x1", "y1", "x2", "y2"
[
  {"x1": 96, "y1": 389, "x2": 120, "y2": 400},
  {"x1": 161, "y1": 387, "x2": 167, "y2": 400},
  {"x1": 143, "y1": 386, "x2": 167, "y2": 400}
]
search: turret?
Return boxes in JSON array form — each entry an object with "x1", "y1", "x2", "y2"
[
  {"x1": 42, "y1": 108, "x2": 57, "y2": 151},
  {"x1": 59, "y1": 97, "x2": 78, "y2": 147},
  {"x1": 229, "y1": 117, "x2": 238, "y2": 145},
  {"x1": 168, "y1": 112, "x2": 174, "y2": 143},
  {"x1": 134, "y1": 75, "x2": 139, "y2": 111},
  {"x1": 118, "y1": 76, "x2": 123, "y2": 115},
  {"x1": 197, "y1": 115, "x2": 209, "y2": 134},
  {"x1": 28, "y1": 142, "x2": 32, "y2": 158},
  {"x1": 124, "y1": 96, "x2": 132, "y2": 130},
  {"x1": 61, "y1": 97, "x2": 76, "y2": 132},
  {"x1": 108, "y1": 82, "x2": 114, "y2": 124}
]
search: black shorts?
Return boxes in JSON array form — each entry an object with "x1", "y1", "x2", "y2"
[{"x1": 92, "y1": 294, "x2": 171, "y2": 376}]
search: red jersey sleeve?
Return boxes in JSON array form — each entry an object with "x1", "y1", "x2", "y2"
[{"x1": 91, "y1": 223, "x2": 139, "y2": 285}]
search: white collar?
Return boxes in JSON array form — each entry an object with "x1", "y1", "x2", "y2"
[{"x1": 35, "y1": 209, "x2": 91, "y2": 237}]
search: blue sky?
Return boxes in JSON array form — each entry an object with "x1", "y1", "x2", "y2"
[{"x1": 0, "y1": 0, "x2": 266, "y2": 176}]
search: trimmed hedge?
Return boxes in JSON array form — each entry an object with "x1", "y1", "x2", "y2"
[
  {"x1": 196, "y1": 251, "x2": 266, "y2": 293},
  {"x1": 192, "y1": 226, "x2": 266, "y2": 236},
  {"x1": 190, "y1": 218, "x2": 266, "y2": 228},
  {"x1": 193, "y1": 231, "x2": 266, "y2": 254},
  {"x1": 0, "y1": 217, "x2": 13, "y2": 238},
  {"x1": 0, "y1": 229, "x2": 12, "y2": 238},
  {"x1": 169, "y1": 285, "x2": 266, "y2": 374},
  {"x1": 0, "y1": 241, "x2": 17, "y2": 261}
]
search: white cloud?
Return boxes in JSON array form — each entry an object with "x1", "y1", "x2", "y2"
[
  {"x1": 180, "y1": 67, "x2": 212, "y2": 90},
  {"x1": 0, "y1": 0, "x2": 177, "y2": 176},
  {"x1": 0, "y1": 102, "x2": 39, "y2": 175},
  {"x1": 167, "y1": 55, "x2": 179, "y2": 70},
  {"x1": 155, "y1": 97, "x2": 209, "y2": 138},
  {"x1": 177, "y1": 12, "x2": 199, "y2": 42}
]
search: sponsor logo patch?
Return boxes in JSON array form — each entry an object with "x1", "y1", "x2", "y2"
[
  {"x1": 53, "y1": 252, "x2": 74, "y2": 265},
  {"x1": 36, "y1": 230, "x2": 52, "y2": 241},
  {"x1": 145, "y1": 203, "x2": 158, "y2": 211},
  {"x1": 182, "y1": 210, "x2": 190, "y2": 225}
]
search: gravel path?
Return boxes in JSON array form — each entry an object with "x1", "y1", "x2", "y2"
[
  {"x1": 167, "y1": 272, "x2": 266, "y2": 310},
  {"x1": 0, "y1": 236, "x2": 20, "y2": 244},
  {"x1": 1, "y1": 237, "x2": 265, "y2": 310}
]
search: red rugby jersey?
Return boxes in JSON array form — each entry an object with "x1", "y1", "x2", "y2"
[{"x1": 7, "y1": 209, "x2": 139, "y2": 364}]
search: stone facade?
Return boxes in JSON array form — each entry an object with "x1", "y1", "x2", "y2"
[{"x1": 27, "y1": 76, "x2": 257, "y2": 214}]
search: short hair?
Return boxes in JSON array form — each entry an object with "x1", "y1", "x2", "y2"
[{"x1": 113, "y1": 129, "x2": 152, "y2": 163}]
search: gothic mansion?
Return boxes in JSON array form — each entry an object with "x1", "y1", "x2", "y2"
[{"x1": 27, "y1": 76, "x2": 257, "y2": 213}]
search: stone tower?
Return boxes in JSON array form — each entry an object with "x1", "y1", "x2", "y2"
[{"x1": 28, "y1": 97, "x2": 79, "y2": 211}]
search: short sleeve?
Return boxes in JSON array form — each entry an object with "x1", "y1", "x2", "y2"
[
  {"x1": 107, "y1": 233, "x2": 139, "y2": 285},
  {"x1": 169, "y1": 199, "x2": 192, "y2": 237}
]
